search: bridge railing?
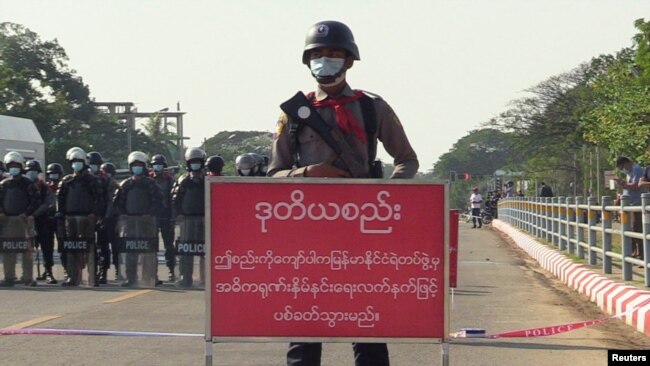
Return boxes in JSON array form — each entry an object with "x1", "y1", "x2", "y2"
[{"x1": 498, "y1": 193, "x2": 650, "y2": 286}]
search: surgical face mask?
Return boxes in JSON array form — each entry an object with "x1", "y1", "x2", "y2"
[
  {"x1": 71, "y1": 162, "x2": 85, "y2": 172},
  {"x1": 239, "y1": 169, "x2": 251, "y2": 176},
  {"x1": 25, "y1": 171, "x2": 39, "y2": 181},
  {"x1": 310, "y1": 57, "x2": 345, "y2": 78},
  {"x1": 9, "y1": 167, "x2": 22, "y2": 176},
  {"x1": 48, "y1": 173, "x2": 60, "y2": 181},
  {"x1": 89, "y1": 164, "x2": 99, "y2": 173},
  {"x1": 152, "y1": 164, "x2": 163, "y2": 172},
  {"x1": 131, "y1": 166, "x2": 144, "y2": 175},
  {"x1": 190, "y1": 163, "x2": 202, "y2": 171}
]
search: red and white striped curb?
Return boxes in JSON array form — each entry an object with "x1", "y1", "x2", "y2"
[{"x1": 492, "y1": 219, "x2": 650, "y2": 336}]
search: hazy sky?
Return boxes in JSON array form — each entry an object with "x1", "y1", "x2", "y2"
[{"x1": 2, "y1": 0, "x2": 648, "y2": 171}]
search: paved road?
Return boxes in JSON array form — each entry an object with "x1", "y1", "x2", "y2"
[{"x1": 1, "y1": 224, "x2": 649, "y2": 366}]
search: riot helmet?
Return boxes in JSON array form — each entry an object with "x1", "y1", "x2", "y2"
[
  {"x1": 150, "y1": 154, "x2": 168, "y2": 173},
  {"x1": 127, "y1": 151, "x2": 149, "y2": 176},
  {"x1": 25, "y1": 160, "x2": 42, "y2": 172},
  {"x1": 66, "y1": 147, "x2": 87, "y2": 163},
  {"x1": 87, "y1": 151, "x2": 103, "y2": 173},
  {"x1": 302, "y1": 20, "x2": 360, "y2": 65},
  {"x1": 235, "y1": 154, "x2": 256, "y2": 176},
  {"x1": 100, "y1": 162, "x2": 116, "y2": 178},
  {"x1": 4, "y1": 152, "x2": 24, "y2": 176},
  {"x1": 206, "y1": 155, "x2": 224, "y2": 176},
  {"x1": 46, "y1": 163, "x2": 64, "y2": 181},
  {"x1": 184, "y1": 147, "x2": 207, "y2": 171}
]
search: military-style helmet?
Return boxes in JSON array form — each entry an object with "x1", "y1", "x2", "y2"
[
  {"x1": 66, "y1": 147, "x2": 87, "y2": 163},
  {"x1": 3, "y1": 151, "x2": 24, "y2": 166},
  {"x1": 46, "y1": 163, "x2": 64, "y2": 175},
  {"x1": 87, "y1": 151, "x2": 103, "y2": 165},
  {"x1": 206, "y1": 155, "x2": 224, "y2": 173},
  {"x1": 100, "y1": 162, "x2": 116, "y2": 175},
  {"x1": 25, "y1": 160, "x2": 42, "y2": 172},
  {"x1": 184, "y1": 147, "x2": 207, "y2": 170},
  {"x1": 150, "y1": 154, "x2": 168, "y2": 167},
  {"x1": 235, "y1": 154, "x2": 256, "y2": 176},
  {"x1": 127, "y1": 151, "x2": 149, "y2": 166},
  {"x1": 302, "y1": 20, "x2": 360, "y2": 65}
]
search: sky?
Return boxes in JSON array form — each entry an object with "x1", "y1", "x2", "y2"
[{"x1": 2, "y1": 0, "x2": 648, "y2": 171}]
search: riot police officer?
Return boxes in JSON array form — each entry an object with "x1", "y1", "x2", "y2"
[
  {"x1": 235, "y1": 153, "x2": 257, "y2": 176},
  {"x1": 87, "y1": 152, "x2": 115, "y2": 284},
  {"x1": 206, "y1": 155, "x2": 224, "y2": 177},
  {"x1": 112, "y1": 151, "x2": 162, "y2": 287},
  {"x1": 269, "y1": 20, "x2": 419, "y2": 366},
  {"x1": 42, "y1": 163, "x2": 64, "y2": 284},
  {"x1": 57, "y1": 147, "x2": 104, "y2": 286},
  {"x1": 25, "y1": 160, "x2": 57, "y2": 284},
  {"x1": 0, "y1": 152, "x2": 41, "y2": 287},
  {"x1": 149, "y1": 154, "x2": 176, "y2": 281},
  {"x1": 171, "y1": 147, "x2": 207, "y2": 287},
  {"x1": 101, "y1": 162, "x2": 121, "y2": 279}
]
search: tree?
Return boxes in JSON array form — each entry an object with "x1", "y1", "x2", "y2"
[
  {"x1": 202, "y1": 131, "x2": 273, "y2": 175},
  {"x1": 141, "y1": 113, "x2": 180, "y2": 165}
]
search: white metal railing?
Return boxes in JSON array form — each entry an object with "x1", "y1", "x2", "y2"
[{"x1": 498, "y1": 193, "x2": 650, "y2": 286}]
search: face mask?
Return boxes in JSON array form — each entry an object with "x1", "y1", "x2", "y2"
[
  {"x1": 25, "y1": 171, "x2": 39, "y2": 181},
  {"x1": 9, "y1": 167, "x2": 22, "y2": 176},
  {"x1": 48, "y1": 174, "x2": 60, "y2": 181},
  {"x1": 310, "y1": 57, "x2": 345, "y2": 78},
  {"x1": 89, "y1": 164, "x2": 99, "y2": 173},
  {"x1": 131, "y1": 166, "x2": 144, "y2": 175},
  {"x1": 239, "y1": 169, "x2": 251, "y2": 176},
  {"x1": 71, "y1": 162, "x2": 84, "y2": 172},
  {"x1": 153, "y1": 164, "x2": 163, "y2": 172},
  {"x1": 190, "y1": 163, "x2": 202, "y2": 171}
]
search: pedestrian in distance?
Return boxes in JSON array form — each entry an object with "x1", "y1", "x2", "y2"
[
  {"x1": 539, "y1": 182, "x2": 553, "y2": 198},
  {"x1": 470, "y1": 187, "x2": 483, "y2": 229},
  {"x1": 616, "y1": 156, "x2": 647, "y2": 259},
  {"x1": 268, "y1": 19, "x2": 419, "y2": 366}
]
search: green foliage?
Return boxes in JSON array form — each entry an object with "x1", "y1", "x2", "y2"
[{"x1": 202, "y1": 131, "x2": 272, "y2": 175}]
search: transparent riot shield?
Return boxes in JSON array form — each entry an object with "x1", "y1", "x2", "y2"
[
  {"x1": 117, "y1": 215, "x2": 158, "y2": 288},
  {"x1": 0, "y1": 216, "x2": 36, "y2": 286},
  {"x1": 60, "y1": 215, "x2": 96, "y2": 287},
  {"x1": 175, "y1": 216, "x2": 205, "y2": 288}
]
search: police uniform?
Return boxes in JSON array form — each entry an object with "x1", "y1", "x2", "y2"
[
  {"x1": 268, "y1": 85, "x2": 419, "y2": 179},
  {"x1": 269, "y1": 20, "x2": 419, "y2": 366},
  {"x1": 150, "y1": 170, "x2": 176, "y2": 278},
  {"x1": 92, "y1": 170, "x2": 118, "y2": 283},
  {"x1": 0, "y1": 175, "x2": 41, "y2": 286}
]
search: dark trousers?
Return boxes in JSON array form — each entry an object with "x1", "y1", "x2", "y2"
[
  {"x1": 97, "y1": 224, "x2": 113, "y2": 271},
  {"x1": 158, "y1": 219, "x2": 175, "y2": 269},
  {"x1": 471, "y1": 208, "x2": 482, "y2": 227},
  {"x1": 35, "y1": 216, "x2": 55, "y2": 270},
  {"x1": 287, "y1": 342, "x2": 389, "y2": 366}
]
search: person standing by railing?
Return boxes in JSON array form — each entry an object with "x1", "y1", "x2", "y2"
[
  {"x1": 615, "y1": 156, "x2": 647, "y2": 259},
  {"x1": 470, "y1": 187, "x2": 483, "y2": 228}
]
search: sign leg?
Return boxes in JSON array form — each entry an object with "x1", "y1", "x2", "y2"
[
  {"x1": 205, "y1": 340, "x2": 212, "y2": 366},
  {"x1": 441, "y1": 342, "x2": 449, "y2": 366}
]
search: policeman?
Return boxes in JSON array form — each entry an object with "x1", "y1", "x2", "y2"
[
  {"x1": 0, "y1": 152, "x2": 41, "y2": 287},
  {"x1": 149, "y1": 154, "x2": 176, "y2": 281},
  {"x1": 87, "y1": 152, "x2": 115, "y2": 284},
  {"x1": 206, "y1": 155, "x2": 224, "y2": 177},
  {"x1": 268, "y1": 20, "x2": 419, "y2": 366},
  {"x1": 25, "y1": 160, "x2": 57, "y2": 284},
  {"x1": 235, "y1": 154, "x2": 257, "y2": 176},
  {"x1": 57, "y1": 147, "x2": 104, "y2": 286},
  {"x1": 171, "y1": 147, "x2": 207, "y2": 287},
  {"x1": 101, "y1": 162, "x2": 121, "y2": 279},
  {"x1": 42, "y1": 163, "x2": 64, "y2": 284},
  {"x1": 112, "y1": 151, "x2": 162, "y2": 287}
]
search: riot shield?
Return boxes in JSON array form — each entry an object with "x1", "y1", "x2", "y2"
[
  {"x1": 60, "y1": 215, "x2": 96, "y2": 287},
  {"x1": 0, "y1": 216, "x2": 36, "y2": 286},
  {"x1": 117, "y1": 215, "x2": 158, "y2": 288},
  {"x1": 175, "y1": 216, "x2": 205, "y2": 288}
]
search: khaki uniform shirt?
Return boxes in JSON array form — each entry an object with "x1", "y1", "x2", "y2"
[{"x1": 268, "y1": 84, "x2": 419, "y2": 178}]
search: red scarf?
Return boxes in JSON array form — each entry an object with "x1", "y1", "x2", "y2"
[{"x1": 308, "y1": 90, "x2": 367, "y2": 144}]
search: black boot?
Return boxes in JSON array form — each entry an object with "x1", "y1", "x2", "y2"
[
  {"x1": 167, "y1": 267, "x2": 176, "y2": 282},
  {"x1": 99, "y1": 268, "x2": 108, "y2": 285},
  {"x1": 45, "y1": 270, "x2": 58, "y2": 285}
]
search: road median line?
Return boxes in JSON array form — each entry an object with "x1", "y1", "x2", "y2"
[
  {"x1": 4, "y1": 315, "x2": 62, "y2": 330},
  {"x1": 104, "y1": 289, "x2": 152, "y2": 303}
]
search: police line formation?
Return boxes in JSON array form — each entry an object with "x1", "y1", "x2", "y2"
[{"x1": 0, "y1": 147, "x2": 268, "y2": 288}]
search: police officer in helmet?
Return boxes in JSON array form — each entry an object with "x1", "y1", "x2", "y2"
[
  {"x1": 149, "y1": 154, "x2": 176, "y2": 281},
  {"x1": 57, "y1": 147, "x2": 104, "y2": 286},
  {"x1": 206, "y1": 155, "x2": 225, "y2": 176},
  {"x1": 172, "y1": 147, "x2": 207, "y2": 287},
  {"x1": 0, "y1": 152, "x2": 41, "y2": 287},
  {"x1": 235, "y1": 154, "x2": 257, "y2": 177},
  {"x1": 100, "y1": 162, "x2": 121, "y2": 279},
  {"x1": 86, "y1": 151, "x2": 114, "y2": 284},
  {"x1": 25, "y1": 160, "x2": 57, "y2": 284},
  {"x1": 112, "y1": 151, "x2": 162, "y2": 287},
  {"x1": 269, "y1": 20, "x2": 419, "y2": 366},
  {"x1": 42, "y1": 163, "x2": 65, "y2": 283}
]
